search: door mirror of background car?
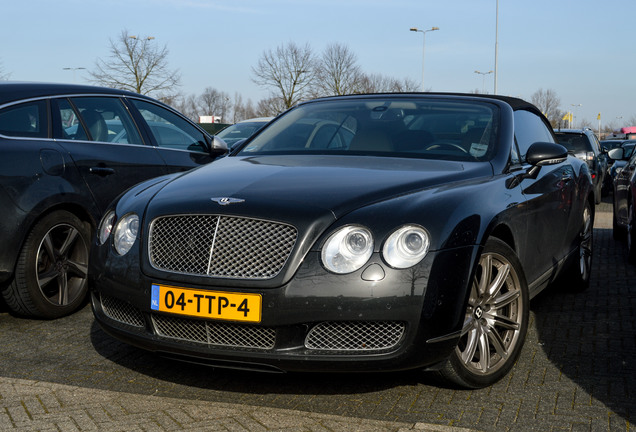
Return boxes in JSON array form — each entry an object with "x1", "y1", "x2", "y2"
[
  {"x1": 210, "y1": 136, "x2": 229, "y2": 156},
  {"x1": 608, "y1": 147, "x2": 625, "y2": 161}
]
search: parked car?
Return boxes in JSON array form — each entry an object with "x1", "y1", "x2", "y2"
[
  {"x1": 215, "y1": 117, "x2": 273, "y2": 148},
  {"x1": 555, "y1": 128, "x2": 607, "y2": 203},
  {"x1": 606, "y1": 141, "x2": 636, "y2": 188},
  {"x1": 90, "y1": 93, "x2": 593, "y2": 389},
  {"x1": 0, "y1": 82, "x2": 228, "y2": 319},
  {"x1": 609, "y1": 145, "x2": 636, "y2": 255}
]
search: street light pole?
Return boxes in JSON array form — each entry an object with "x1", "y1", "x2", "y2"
[
  {"x1": 494, "y1": 0, "x2": 499, "y2": 94},
  {"x1": 410, "y1": 26, "x2": 439, "y2": 92},
  {"x1": 570, "y1": 104, "x2": 582, "y2": 129},
  {"x1": 62, "y1": 67, "x2": 85, "y2": 83},
  {"x1": 474, "y1": 70, "x2": 493, "y2": 94}
]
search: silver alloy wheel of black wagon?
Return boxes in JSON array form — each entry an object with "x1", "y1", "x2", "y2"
[
  {"x1": 2, "y1": 211, "x2": 90, "y2": 318},
  {"x1": 439, "y1": 238, "x2": 529, "y2": 389}
]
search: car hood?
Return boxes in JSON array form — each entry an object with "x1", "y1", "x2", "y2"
[{"x1": 144, "y1": 154, "x2": 492, "y2": 221}]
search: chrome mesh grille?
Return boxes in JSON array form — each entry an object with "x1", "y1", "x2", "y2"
[
  {"x1": 152, "y1": 314, "x2": 276, "y2": 350},
  {"x1": 100, "y1": 295, "x2": 145, "y2": 328},
  {"x1": 305, "y1": 321, "x2": 405, "y2": 352},
  {"x1": 149, "y1": 215, "x2": 297, "y2": 279}
]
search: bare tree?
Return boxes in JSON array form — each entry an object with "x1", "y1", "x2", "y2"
[
  {"x1": 198, "y1": 87, "x2": 232, "y2": 122},
  {"x1": 251, "y1": 42, "x2": 318, "y2": 109},
  {"x1": 255, "y1": 97, "x2": 288, "y2": 117},
  {"x1": 530, "y1": 89, "x2": 562, "y2": 127},
  {"x1": 90, "y1": 30, "x2": 180, "y2": 95},
  {"x1": 0, "y1": 60, "x2": 9, "y2": 80},
  {"x1": 356, "y1": 73, "x2": 419, "y2": 94},
  {"x1": 315, "y1": 43, "x2": 363, "y2": 97},
  {"x1": 232, "y1": 93, "x2": 258, "y2": 123}
]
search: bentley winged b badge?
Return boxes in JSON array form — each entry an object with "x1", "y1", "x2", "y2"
[{"x1": 210, "y1": 197, "x2": 245, "y2": 206}]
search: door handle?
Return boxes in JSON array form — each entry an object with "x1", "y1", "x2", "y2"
[{"x1": 89, "y1": 167, "x2": 115, "y2": 177}]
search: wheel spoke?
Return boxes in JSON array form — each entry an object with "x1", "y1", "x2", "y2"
[
  {"x1": 478, "y1": 254, "x2": 492, "y2": 297},
  {"x1": 485, "y1": 325, "x2": 508, "y2": 359},
  {"x1": 37, "y1": 268, "x2": 58, "y2": 288},
  {"x1": 462, "y1": 327, "x2": 479, "y2": 364},
  {"x1": 477, "y1": 328, "x2": 491, "y2": 372},
  {"x1": 58, "y1": 227, "x2": 79, "y2": 257},
  {"x1": 66, "y1": 259, "x2": 88, "y2": 279},
  {"x1": 41, "y1": 232, "x2": 57, "y2": 260},
  {"x1": 57, "y1": 273, "x2": 69, "y2": 305},
  {"x1": 492, "y1": 289, "x2": 520, "y2": 310},
  {"x1": 486, "y1": 263, "x2": 509, "y2": 302},
  {"x1": 487, "y1": 312, "x2": 520, "y2": 331}
]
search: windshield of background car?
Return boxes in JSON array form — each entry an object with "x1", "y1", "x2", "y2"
[
  {"x1": 217, "y1": 122, "x2": 266, "y2": 145},
  {"x1": 555, "y1": 133, "x2": 591, "y2": 153},
  {"x1": 237, "y1": 98, "x2": 500, "y2": 162}
]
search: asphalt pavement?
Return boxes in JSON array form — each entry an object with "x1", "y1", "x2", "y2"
[{"x1": 0, "y1": 198, "x2": 633, "y2": 432}]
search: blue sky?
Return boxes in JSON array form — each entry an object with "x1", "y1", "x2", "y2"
[{"x1": 2, "y1": 0, "x2": 634, "y2": 128}]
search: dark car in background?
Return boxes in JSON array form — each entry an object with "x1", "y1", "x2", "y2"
[
  {"x1": 90, "y1": 93, "x2": 593, "y2": 389},
  {"x1": 0, "y1": 82, "x2": 227, "y2": 319},
  {"x1": 609, "y1": 145, "x2": 636, "y2": 257},
  {"x1": 215, "y1": 117, "x2": 273, "y2": 149},
  {"x1": 602, "y1": 140, "x2": 636, "y2": 191},
  {"x1": 555, "y1": 128, "x2": 607, "y2": 203}
]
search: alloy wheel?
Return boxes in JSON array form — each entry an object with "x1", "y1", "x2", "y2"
[
  {"x1": 35, "y1": 223, "x2": 89, "y2": 307},
  {"x1": 457, "y1": 251, "x2": 524, "y2": 376}
]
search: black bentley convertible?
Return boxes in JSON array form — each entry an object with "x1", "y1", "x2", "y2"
[{"x1": 89, "y1": 93, "x2": 593, "y2": 388}]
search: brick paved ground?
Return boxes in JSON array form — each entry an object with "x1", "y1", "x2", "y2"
[{"x1": 0, "y1": 199, "x2": 633, "y2": 431}]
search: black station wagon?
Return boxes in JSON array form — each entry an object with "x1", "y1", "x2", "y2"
[
  {"x1": 0, "y1": 82, "x2": 227, "y2": 319},
  {"x1": 90, "y1": 93, "x2": 593, "y2": 388}
]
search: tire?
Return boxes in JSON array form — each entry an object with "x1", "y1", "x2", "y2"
[
  {"x1": 565, "y1": 201, "x2": 593, "y2": 291},
  {"x1": 613, "y1": 207, "x2": 623, "y2": 241},
  {"x1": 627, "y1": 203, "x2": 636, "y2": 264},
  {"x1": 2, "y1": 211, "x2": 91, "y2": 319},
  {"x1": 436, "y1": 238, "x2": 529, "y2": 389}
]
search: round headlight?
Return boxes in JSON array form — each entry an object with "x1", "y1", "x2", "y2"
[
  {"x1": 98, "y1": 211, "x2": 116, "y2": 245},
  {"x1": 113, "y1": 213, "x2": 139, "y2": 255},
  {"x1": 382, "y1": 225, "x2": 430, "y2": 269},
  {"x1": 321, "y1": 225, "x2": 374, "y2": 274}
]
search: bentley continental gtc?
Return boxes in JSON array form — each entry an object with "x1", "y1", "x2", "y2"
[{"x1": 89, "y1": 93, "x2": 593, "y2": 388}]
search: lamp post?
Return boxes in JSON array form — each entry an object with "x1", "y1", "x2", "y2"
[
  {"x1": 62, "y1": 67, "x2": 85, "y2": 83},
  {"x1": 494, "y1": 0, "x2": 499, "y2": 94},
  {"x1": 410, "y1": 26, "x2": 439, "y2": 92},
  {"x1": 570, "y1": 104, "x2": 582, "y2": 129},
  {"x1": 474, "y1": 70, "x2": 493, "y2": 94}
]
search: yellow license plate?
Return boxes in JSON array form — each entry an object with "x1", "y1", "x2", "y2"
[{"x1": 150, "y1": 283, "x2": 261, "y2": 323}]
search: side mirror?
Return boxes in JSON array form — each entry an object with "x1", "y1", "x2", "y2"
[
  {"x1": 210, "y1": 136, "x2": 229, "y2": 156},
  {"x1": 507, "y1": 142, "x2": 567, "y2": 188},
  {"x1": 608, "y1": 147, "x2": 624, "y2": 161},
  {"x1": 526, "y1": 142, "x2": 568, "y2": 166}
]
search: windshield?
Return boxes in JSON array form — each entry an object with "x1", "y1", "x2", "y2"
[
  {"x1": 237, "y1": 98, "x2": 499, "y2": 162},
  {"x1": 217, "y1": 121, "x2": 268, "y2": 145}
]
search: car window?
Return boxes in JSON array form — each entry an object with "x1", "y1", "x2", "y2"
[
  {"x1": 514, "y1": 110, "x2": 555, "y2": 162},
  {"x1": 555, "y1": 133, "x2": 590, "y2": 152},
  {"x1": 239, "y1": 98, "x2": 499, "y2": 162},
  {"x1": 0, "y1": 100, "x2": 48, "y2": 138},
  {"x1": 61, "y1": 97, "x2": 143, "y2": 144},
  {"x1": 131, "y1": 99, "x2": 208, "y2": 152}
]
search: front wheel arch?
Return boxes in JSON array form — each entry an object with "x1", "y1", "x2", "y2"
[{"x1": 435, "y1": 237, "x2": 530, "y2": 389}]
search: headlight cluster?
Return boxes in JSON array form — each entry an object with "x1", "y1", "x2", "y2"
[
  {"x1": 97, "y1": 211, "x2": 139, "y2": 256},
  {"x1": 321, "y1": 224, "x2": 429, "y2": 274}
]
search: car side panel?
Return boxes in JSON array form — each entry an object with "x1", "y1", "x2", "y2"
[
  {"x1": 0, "y1": 137, "x2": 101, "y2": 282},
  {"x1": 55, "y1": 139, "x2": 168, "y2": 214}
]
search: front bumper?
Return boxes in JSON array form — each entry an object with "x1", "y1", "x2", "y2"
[{"x1": 90, "y1": 246, "x2": 478, "y2": 373}]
